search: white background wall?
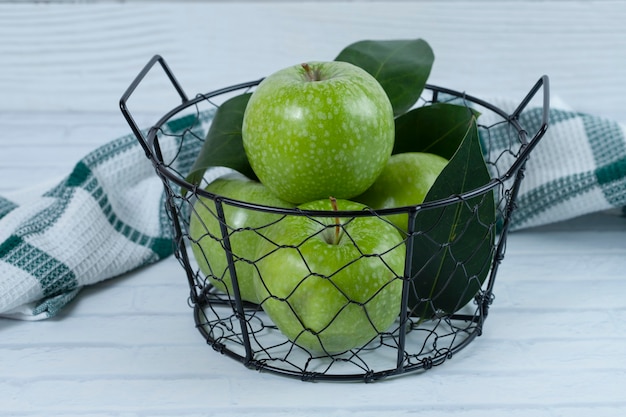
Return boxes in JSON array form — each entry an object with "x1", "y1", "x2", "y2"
[{"x1": 1, "y1": 1, "x2": 625, "y2": 119}]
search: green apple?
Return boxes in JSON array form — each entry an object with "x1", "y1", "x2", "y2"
[
  {"x1": 253, "y1": 198, "x2": 405, "y2": 354},
  {"x1": 355, "y1": 152, "x2": 449, "y2": 231},
  {"x1": 188, "y1": 173, "x2": 294, "y2": 303},
  {"x1": 242, "y1": 61, "x2": 395, "y2": 204}
]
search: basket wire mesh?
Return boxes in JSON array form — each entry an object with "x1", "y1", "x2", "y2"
[{"x1": 120, "y1": 55, "x2": 549, "y2": 382}]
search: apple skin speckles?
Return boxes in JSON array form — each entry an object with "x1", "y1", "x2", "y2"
[
  {"x1": 354, "y1": 152, "x2": 449, "y2": 231},
  {"x1": 242, "y1": 61, "x2": 395, "y2": 204},
  {"x1": 253, "y1": 198, "x2": 405, "y2": 354}
]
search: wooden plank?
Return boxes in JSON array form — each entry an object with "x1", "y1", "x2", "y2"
[{"x1": 0, "y1": 2, "x2": 624, "y2": 121}]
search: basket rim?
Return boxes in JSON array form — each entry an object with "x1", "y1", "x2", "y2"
[{"x1": 146, "y1": 81, "x2": 535, "y2": 217}]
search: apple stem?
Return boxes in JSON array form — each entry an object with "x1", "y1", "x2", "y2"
[
  {"x1": 301, "y1": 63, "x2": 321, "y2": 82},
  {"x1": 329, "y1": 196, "x2": 342, "y2": 245}
]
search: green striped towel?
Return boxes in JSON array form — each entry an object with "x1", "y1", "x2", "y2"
[
  {"x1": 485, "y1": 97, "x2": 626, "y2": 229},
  {"x1": 0, "y1": 115, "x2": 209, "y2": 320},
  {"x1": 1, "y1": 101, "x2": 625, "y2": 319}
]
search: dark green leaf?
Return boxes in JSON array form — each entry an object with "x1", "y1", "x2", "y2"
[
  {"x1": 393, "y1": 103, "x2": 480, "y2": 158},
  {"x1": 408, "y1": 118, "x2": 496, "y2": 319},
  {"x1": 335, "y1": 39, "x2": 434, "y2": 116},
  {"x1": 183, "y1": 93, "x2": 255, "y2": 194}
]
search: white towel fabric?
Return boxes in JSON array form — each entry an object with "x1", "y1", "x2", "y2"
[
  {"x1": 1, "y1": 99, "x2": 625, "y2": 320},
  {"x1": 480, "y1": 97, "x2": 626, "y2": 230},
  {"x1": 0, "y1": 117, "x2": 205, "y2": 320}
]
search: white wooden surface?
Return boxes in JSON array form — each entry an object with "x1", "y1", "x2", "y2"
[{"x1": 1, "y1": 1, "x2": 626, "y2": 416}]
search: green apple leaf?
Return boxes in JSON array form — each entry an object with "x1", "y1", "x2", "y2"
[
  {"x1": 408, "y1": 117, "x2": 496, "y2": 319},
  {"x1": 334, "y1": 39, "x2": 434, "y2": 116},
  {"x1": 183, "y1": 93, "x2": 255, "y2": 195},
  {"x1": 393, "y1": 102, "x2": 480, "y2": 158}
]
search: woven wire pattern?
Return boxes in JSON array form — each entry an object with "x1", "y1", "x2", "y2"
[{"x1": 141, "y1": 79, "x2": 541, "y2": 382}]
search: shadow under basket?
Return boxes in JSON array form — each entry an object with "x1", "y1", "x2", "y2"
[{"x1": 120, "y1": 55, "x2": 550, "y2": 382}]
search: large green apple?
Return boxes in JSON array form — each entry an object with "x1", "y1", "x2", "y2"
[
  {"x1": 253, "y1": 198, "x2": 405, "y2": 354},
  {"x1": 242, "y1": 61, "x2": 395, "y2": 204},
  {"x1": 355, "y1": 152, "x2": 449, "y2": 231},
  {"x1": 188, "y1": 173, "x2": 294, "y2": 303}
]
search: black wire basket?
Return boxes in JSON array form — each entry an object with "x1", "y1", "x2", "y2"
[{"x1": 120, "y1": 55, "x2": 549, "y2": 382}]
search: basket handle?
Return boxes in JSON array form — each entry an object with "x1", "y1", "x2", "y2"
[
  {"x1": 506, "y1": 75, "x2": 550, "y2": 176},
  {"x1": 119, "y1": 55, "x2": 189, "y2": 158}
]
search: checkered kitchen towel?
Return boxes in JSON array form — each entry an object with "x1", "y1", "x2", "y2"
[
  {"x1": 0, "y1": 112, "x2": 211, "y2": 320},
  {"x1": 1, "y1": 101, "x2": 625, "y2": 320},
  {"x1": 483, "y1": 97, "x2": 626, "y2": 229}
]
